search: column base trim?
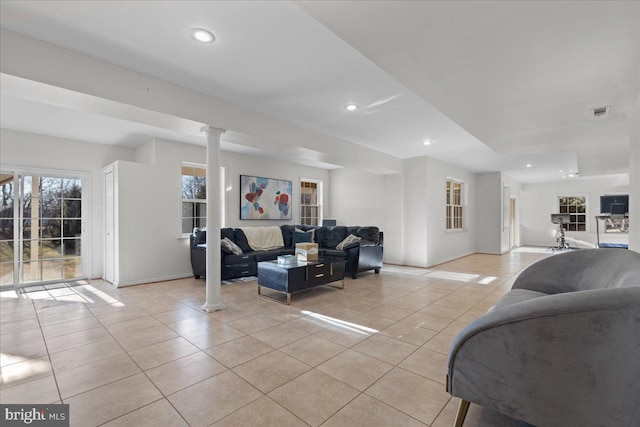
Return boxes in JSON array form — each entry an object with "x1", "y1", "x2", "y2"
[{"x1": 201, "y1": 302, "x2": 226, "y2": 312}]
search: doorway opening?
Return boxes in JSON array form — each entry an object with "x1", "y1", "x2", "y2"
[{"x1": 509, "y1": 197, "x2": 517, "y2": 249}]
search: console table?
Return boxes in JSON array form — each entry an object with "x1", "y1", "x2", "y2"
[{"x1": 257, "y1": 258, "x2": 345, "y2": 304}]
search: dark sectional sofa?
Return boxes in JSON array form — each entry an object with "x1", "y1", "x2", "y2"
[{"x1": 190, "y1": 225, "x2": 383, "y2": 280}]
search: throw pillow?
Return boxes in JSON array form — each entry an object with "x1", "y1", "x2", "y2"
[
  {"x1": 336, "y1": 234, "x2": 362, "y2": 251},
  {"x1": 323, "y1": 226, "x2": 347, "y2": 248},
  {"x1": 292, "y1": 231, "x2": 313, "y2": 245},
  {"x1": 221, "y1": 237, "x2": 243, "y2": 255},
  {"x1": 295, "y1": 227, "x2": 315, "y2": 243}
]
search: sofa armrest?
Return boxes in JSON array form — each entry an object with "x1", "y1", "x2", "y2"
[
  {"x1": 447, "y1": 286, "x2": 640, "y2": 427},
  {"x1": 190, "y1": 242, "x2": 207, "y2": 279},
  {"x1": 342, "y1": 241, "x2": 361, "y2": 251}
]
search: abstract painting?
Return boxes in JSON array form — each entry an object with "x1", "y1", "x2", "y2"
[{"x1": 240, "y1": 175, "x2": 292, "y2": 220}]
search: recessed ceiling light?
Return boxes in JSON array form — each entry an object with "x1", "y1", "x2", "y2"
[
  {"x1": 568, "y1": 173, "x2": 575, "y2": 178},
  {"x1": 525, "y1": 163, "x2": 533, "y2": 168},
  {"x1": 345, "y1": 104, "x2": 358, "y2": 111},
  {"x1": 558, "y1": 170, "x2": 564, "y2": 173},
  {"x1": 189, "y1": 28, "x2": 215, "y2": 43},
  {"x1": 422, "y1": 140, "x2": 432, "y2": 146}
]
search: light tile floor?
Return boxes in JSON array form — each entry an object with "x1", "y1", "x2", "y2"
[{"x1": 0, "y1": 251, "x2": 547, "y2": 426}]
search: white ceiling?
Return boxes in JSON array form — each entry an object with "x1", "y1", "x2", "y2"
[{"x1": 0, "y1": 1, "x2": 638, "y2": 183}]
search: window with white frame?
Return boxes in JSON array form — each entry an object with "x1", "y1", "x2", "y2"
[
  {"x1": 181, "y1": 164, "x2": 207, "y2": 234},
  {"x1": 446, "y1": 178, "x2": 464, "y2": 230},
  {"x1": 300, "y1": 179, "x2": 322, "y2": 226},
  {"x1": 558, "y1": 195, "x2": 587, "y2": 231}
]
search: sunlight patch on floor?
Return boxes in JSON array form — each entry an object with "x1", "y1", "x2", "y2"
[
  {"x1": 0, "y1": 281, "x2": 125, "y2": 307},
  {"x1": 477, "y1": 276, "x2": 498, "y2": 285},
  {"x1": 426, "y1": 271, "x2": 480, "y2": 282},
  {"x1": 301, "y1": 310, "x2": 378, "y2": 335},
  {"x1": 0, "y1": 357, "x2": 50, "y2": 385},
  {"x1": 512, "y1": 247, "x2": 552, "y2": 254}
]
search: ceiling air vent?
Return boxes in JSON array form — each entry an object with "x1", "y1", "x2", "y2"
[{"x1": 592, "y1": 106, "x2": 610, "y2": 118}]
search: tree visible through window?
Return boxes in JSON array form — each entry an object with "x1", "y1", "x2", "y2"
[
  {"x1": 182, "y1": 165, "x2": 206, "y2": 234},
  {"x1": 1, "y1": 173, "x2": 83, "y2": 286},
  {"x1": 446, "y1": 179, "x2": 463, "y2": 230},
  {"x1": 558, "y1": 196, "x2": 587, "y2": 231}
]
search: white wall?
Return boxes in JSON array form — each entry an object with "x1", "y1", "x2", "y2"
[
  {"x1": 329, "y1": 168, "x2": 397, "y2": 263},
  {"x1": 475, "y1": 172, "x2": 502, "y2": 254},
  {"x1": 110, "y1": 139, "x2": 207, "y2": 286},
  {"x1": 383, "y1": 173, "x2": 403, "y2": 264},
  {"x1": 329, "y1": 168, "x2": 385, "y2": 227},
  {"x1": 221, "y1": 151, "x2": 330, "y2": 228},
  {"x1": 426, "y1": 156, "x2": 476, "y2": 266},
  {"x1": 521, "y1": 175, "x2": 630, "y2": 248},
  {"x1": 0, "y1": 128, "x2": 134, "y2": 280},
  {"x1": 401, "y1": 156, "x2": 429, "y2": 267},
  {"x1": 502, "y1": 174, "x2": 523, "y2": 251},
  {"x1": 395, "y1": 155, "x2": 476, "y2": 268},
  {"x1": 629, "y1": 94, "x2": 640, "y2": 252},
  {"x1": 1, "y1": 130, "x2": 334, "y2": 285},
  {"x1": 108, "y1": 138, "x2": 332, "y2": 285}
]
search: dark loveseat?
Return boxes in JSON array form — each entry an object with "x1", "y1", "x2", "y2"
[{"x1": 190, "y1": 225, "x2": 383, "y2": 280}]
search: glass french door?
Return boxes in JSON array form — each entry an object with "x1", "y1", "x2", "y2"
[{"x1": 0, "y1": 171, "x2": 86, "y2": 288}]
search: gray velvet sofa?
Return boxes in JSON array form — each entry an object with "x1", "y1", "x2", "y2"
[{"x1": 446, "y1": 248, "x2": 640, "y2": 427}]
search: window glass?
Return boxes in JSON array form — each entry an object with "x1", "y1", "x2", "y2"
[
  {"x1": 182, "y1": 165, "x2": 207, "y2": 234},
  {"x1": 558, "y1": 196, "x2": 587, "y2": 231},
  {"x1": 300, "y1": 180, "x2": 322, "y2": 226},
  {"x1": 446, "y1": 179, "x2": 464, "y2": 230}
]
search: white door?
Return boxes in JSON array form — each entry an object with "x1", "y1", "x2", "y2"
[{"x1": 104, "y1": 168, "x2": 114, "y2": 284}]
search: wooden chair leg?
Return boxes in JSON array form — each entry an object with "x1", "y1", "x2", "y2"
[{"x1": 453, "y1": 399, "x2": 470, "y2": 427}]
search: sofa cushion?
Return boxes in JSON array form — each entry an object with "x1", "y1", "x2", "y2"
[
  {"x1": 320, "y1": 249, "x2": 349, "y2": 259},
  {"x1": 280, "y1": 225, "x2": 296, "y2": 247},
  {"x1": 314, "y1": 227, "x2": 328, "y2": 246},
  {"x1": 336, "y1": 234, "x2": 362, "y2": 250},
  {"x1": 233, "y1": 229, "x2": 253, "y2": 253},
  {"x1": 224, "y1": 253, "x2": 256, "y2": 265},
  {"x1": 355, "y1": 226, "x2": 380, "y2": 245},
  {"x1": 254, "y1": 248, "x2": 294, "y2": 262},
  {"x1": 295, "y1": 227, "x2": 315, "y2": 242},
  {"x1": 221, "y1": 237, "x2": 243, "y2": 255},
  {"x1": 221, "y1": 228, "x2": 235, "y2": 241},
  {"x1": 293, "y1": 230, "x2": 313, "y2": 245},
  {"x1": 194, "y1": 229, "x2": 207, "y2": 245},
  {"x1": 322, "y1": 226, "x2": 348, "y2": 249},
  {"x1": 220, "y1": 244, "x2": 232, "y2": 255},
  {"x1": 222, "y1": 263, "x2": 256, "y2": 279}
]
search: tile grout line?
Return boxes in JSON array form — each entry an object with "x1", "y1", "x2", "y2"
[
  {"x1": 30, "y1": 296, "x2": 64, "y2": 405},
  {"x1": 79, "y1": 279, "x2": 193, "y2": 427},
  {"x1": 2, "y1": 253, "x2": 550, "y2": 426}
]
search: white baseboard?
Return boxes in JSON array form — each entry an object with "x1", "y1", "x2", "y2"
[{"x1": 115, "y1": 272, "x2": 194, "y2": 287}]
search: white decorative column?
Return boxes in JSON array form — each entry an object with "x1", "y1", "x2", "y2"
[{"x1": 201, "y1": 126, "x2": 226, "y2": 312}]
